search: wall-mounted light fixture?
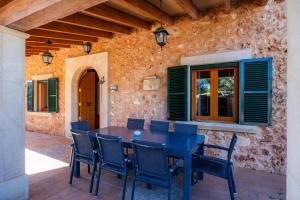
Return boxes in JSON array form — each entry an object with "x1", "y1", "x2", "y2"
[
  {"x1": 111, "y1": 85, "x2": 118, "y2": 92},
  {"x1": 83, "y1": 42, "x2": 92, "y2": 54}
]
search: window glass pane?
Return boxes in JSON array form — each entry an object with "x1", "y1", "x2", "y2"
[
  {"x1": 218, "y1": 69, "x2": 234, "y2": 117},
  {"x1": 196, "y1": 71, "x2": 211, "y2": 116}
]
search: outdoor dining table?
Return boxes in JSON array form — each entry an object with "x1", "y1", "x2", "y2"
[{"x1": 74, "y1": 126, "x2": 205, "y2": 200}]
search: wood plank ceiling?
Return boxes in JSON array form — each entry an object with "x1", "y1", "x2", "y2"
[{"x1": 0, "y1": 0, "x2": 234, "y2": 57}]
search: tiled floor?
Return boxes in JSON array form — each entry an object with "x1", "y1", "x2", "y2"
[{"x1": 26, "y1": 131, "x2": 286, "y2": 200}]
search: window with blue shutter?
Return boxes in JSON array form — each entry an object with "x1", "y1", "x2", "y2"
[
  {"x1": 27, "y1": 80, "x2": 34, "y2": 112},
  {"x1": 167, "y1": 65, "x2": 188, "y2": 121},
  {"x1": 239, "y1": 58, "x2": 272, "y2": 125},
  {"x1": 48, "y1": 78, "x2": 58, "y2": 113}
]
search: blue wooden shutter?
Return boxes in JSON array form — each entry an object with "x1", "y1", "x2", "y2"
[
  {"x1": 239, "y1": 58, "x2": 272, "y2": 125},
  {"x1": 27, "y1": 80, "x2": 34, "y2": 112},
  {"x1": 167, "y1": 65, "x2": 188, "y2": 121},
  {"x1": 48, "y1": 78, "x2": 58, "y2": 113}
]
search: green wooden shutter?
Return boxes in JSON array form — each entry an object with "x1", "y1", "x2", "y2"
[
  {"x1": 167, "y1": 65, "x2": 188, "y2": 121},
  {"x1": 27, "y1": 80, "x2": 34, "y2": 112},
  {"x1": 48, "y1": 78, "x2": 58, "y2": 113},
  {"x1": 239, "y1": 58, "x2": 272, "y2": 125}
]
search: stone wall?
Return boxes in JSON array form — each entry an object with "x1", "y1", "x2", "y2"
[{"x1": 25, "y1": 0, "x2": 287, "y2": 174}]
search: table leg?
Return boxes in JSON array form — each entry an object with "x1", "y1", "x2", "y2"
[
  {"x1": 74, "y1": 161, "x2": 80, "y2": 177},
  {"x1": 183, "y1": 154, "x2": 192, "y2": 200}
]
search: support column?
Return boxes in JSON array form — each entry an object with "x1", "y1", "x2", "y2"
[
  {"x1": 287, "y1": 1, "x2": 300, "y2": 199},
  {"x1": 0, "y1": 26, "x2": 29, "y2": 199}
]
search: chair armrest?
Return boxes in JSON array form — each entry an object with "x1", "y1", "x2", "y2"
[{"x1": 204, "y1": 144, "x2": 229, "y2": 151}]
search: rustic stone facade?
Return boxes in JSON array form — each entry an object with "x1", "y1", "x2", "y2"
[{"x1": 25, "y1": 0, "x2": 287, "y2": 174}]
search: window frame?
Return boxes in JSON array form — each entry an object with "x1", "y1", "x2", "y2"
[
  {"x1": 190, "y1": 62, "x2": 239, "y2": 123},
  {"x1": 37, "y1": 80, "x2": 49, "y2": 112}
]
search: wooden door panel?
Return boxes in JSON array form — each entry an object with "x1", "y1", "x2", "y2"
[{"x1": 78, "y1": 71, "x2": 96, "y2": 129}]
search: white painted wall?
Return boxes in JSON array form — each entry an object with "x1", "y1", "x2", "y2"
[
  {"x1": 287, "y1": 0, "x2": 300, "y2": 199},
  {"x1": 65, "y1": 52, "x2": 109, "y2": 136},
  {"x1": 0, "y1": 26, "x2": 29, "y2": 199}
]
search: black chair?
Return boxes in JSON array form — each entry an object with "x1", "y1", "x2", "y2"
[
  {"x1": 174, "y1": 123, "x2": 198, "y2": 134},
  {"x1": 150, "y1": 120, "x2": 169, "y2": 132},
  {"x1": 71, "y1": 120, "x2": 89, "y2": 131},
  {"x1": 192, "y1": 133, "x2": 238, "y2": 200},
  {"x1": 127, "y1": 118, "x2": 145, "y2": 130},
  {"x1": 69, "y1": 130, "x2": 97, "y2": 193},
  {"x1": 131, "y1": 140, "x2": 179, "y2": 200},
  {"x1": 94, "y1": 134, "x2": 132, "y2": 199},
  {"x1": 70, "y1": 120, "x2": 91, "y2": 173}
]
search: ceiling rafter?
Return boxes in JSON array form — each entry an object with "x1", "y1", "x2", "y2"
[
  {"x1": 174, "y1": 0, "x2": 200, "y2": 19},
  {"x1": 58, "y1": 13, "x2": 132, "y2": 34},
  {"x1": 27, "y1": 37, "x2": 84, "y2": 45},
  {"x1": 82, "y1": 4, "x2": 151, "y2": 30}
]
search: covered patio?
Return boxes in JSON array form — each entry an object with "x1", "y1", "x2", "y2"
[{"x1": 26, "y1": 131, "x2": 285, "y2": 200}]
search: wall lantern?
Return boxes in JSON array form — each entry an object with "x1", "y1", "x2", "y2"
[
  {"x1": 83, "y1": 42, "x2": 92, "y2": 54},
  {"x1": 153, "y1": 0, "x2": 169, "y2": 48},
  {"x1": 42, "y1": 40, "x2": 54, "y2": 65}
]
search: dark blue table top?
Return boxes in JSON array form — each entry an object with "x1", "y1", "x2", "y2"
[{"x1": 90, "y1": 126, "x2": 205, "y2": 154}]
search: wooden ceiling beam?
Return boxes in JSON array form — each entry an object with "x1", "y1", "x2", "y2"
[
  {"x1": 26, "y1": 41, "x2": 70, "y2": 48},
  {"x1": 0, "y1": 0, "x2": 61, "y2": 26},
  {"x1": 26, "y1": 46, "x2": 60, "y2": 51},
  {"x1": 115, "y1": 0, "x2": 174, "y2": 25},
  {"x1": 37, "y1": 21, "x2": 113, "y2": 38},
  {"x1": 27, "y1": 37, "x2": 83, "y2": 45},
  {"x1": 7, "y1": 0, "x2": 109, "y2": 31},
  {"x1": 58, "y1": 13, "x2": 132, "y2": 34},
  {"x1": 174, "y1": 0, "x2": 199, "y2": 19},
  {"x1": 82, "y1": 4, "x2": 151, "y2": 29},
  {"x1": 27, "y1": 29, "x2": 98, "y2": 42}
]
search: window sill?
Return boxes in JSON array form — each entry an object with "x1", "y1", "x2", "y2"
[
  {"x1": 27, "y1": 112, "x2": 55, "y2": 117},
  {"x1": 176, "y1": 121, "x2": 258, "y2": 134}
]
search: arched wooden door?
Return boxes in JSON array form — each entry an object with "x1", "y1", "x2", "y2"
[{"x1": 78, "y1": 68, "x2": 99, "y2": 130}]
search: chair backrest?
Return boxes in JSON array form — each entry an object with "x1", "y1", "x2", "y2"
[
  {"x1": 174, "y1": 123, "x2": 198, "y2": 134},
  {"x1": 127, "y1": 118, "x2": 145, "y2": 130},
  {"x1": 96, "y1": 134, "x2": 126, "y2": 168},
  {"x1": 150, "y1": 120, "x2": 169, "y2": 132},
  {"x1": 227, "y1": 133, "x2": 238, "y2": 162},
  {"x1": 71, "y1": 120, "x2": 89, "y2": 131},
  {"x1": 132, "y1": 140, "x2": 169, "y2": 179},
  {"x1": 71, "y1": 130, "x2": 94, "y2": 159}
]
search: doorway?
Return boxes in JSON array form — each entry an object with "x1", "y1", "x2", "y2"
[{"x1": 78, "y1": 68, "x2": 99, "y2": 130}]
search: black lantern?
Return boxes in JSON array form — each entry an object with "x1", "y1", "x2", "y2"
[
  {"x1": 154, "y1": 0, "x2": 169, "y2": 47},
  {"x1": 42, "y1": 40, "x2": 53, "y2": 65},
  {"x1": 83, "y1": 42, "x2": 92, "y2": 54},
  {"x1": 154, "y1": 27, "x2": 169, "y2": 47}
]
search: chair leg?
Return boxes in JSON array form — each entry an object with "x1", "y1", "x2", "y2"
[
  {"x1": 131, "y1": 179, "x2": 136, "y2": 200},
  {"x1": 230, "y1": 168, "x2": 237, "y2": 194},
  {"x1": 121, "y1": 172, "x2": 128, "y2": 200},
  {"x1": 94, "y1": 165, "x2": 102, "y2": 196},
  {"x1": 88, "y1": 164, "x2": 91, "y2": 174},
  {"x1": 227, "y1": 176, "x2": 235, "y2": 200},
  {"x1": 167, "y1": 183, "x2": 172, "y2": 200},
  {"x1": 69, "y1": 157, "x2": 75, "y2": 184},
  {"x1": 89, "y1": 162, "x2": 97, "y2": 193}
]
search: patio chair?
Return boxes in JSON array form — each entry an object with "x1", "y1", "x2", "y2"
[
  {"x1": 70, "y1": 120, "x2": 91, "y2": 173},
  {"x1": 69, "y1": 130, "x2": 97, "y2": 194},
  {"x1": 131, "y1": 140, "x2": 179, "y2": 200},
  {"x1": 150, "y1": 120, "x2": 169, "y2": 132},
  {"x1": 192, "y1": 133, "x2": 238, "y2": 200},
  {"x1": 94, "y1": 134, "x2": 132, "y2": 199},
  {"x1": 174, "y1": 123, "x2": 198, "y2": 134},
  {"x1": 127, "y1": 118, "x2": 145, "y2": 130}
]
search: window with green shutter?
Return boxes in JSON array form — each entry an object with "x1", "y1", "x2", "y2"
[
  {"x1": 167, "y1": 65, "x2": 188, "y2": 121},
  {"x1": 239, "y1": 58, "x2": 272, "y2": 125},
  {"x1": 27, "y1": 80, "x2": 34, "y2": 112},
  {"x1": 48, "y1": 78, "x2": 58, "y2": 113}
]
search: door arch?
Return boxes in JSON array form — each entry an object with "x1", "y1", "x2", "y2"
[{"x1": 78, "y1": 68, "x2": 99, "y2": 129}]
